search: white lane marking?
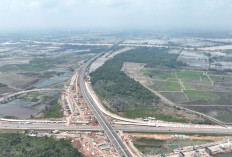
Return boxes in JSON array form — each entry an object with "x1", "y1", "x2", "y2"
[{"x1": 80, "y1": 81, "x2": 130, "y2": 157}]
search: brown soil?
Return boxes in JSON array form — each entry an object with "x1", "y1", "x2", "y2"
[{"x1": 126, "y1": 133, "x2": 231, "y2": 142}]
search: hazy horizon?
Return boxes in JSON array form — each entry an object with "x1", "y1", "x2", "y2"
[{"x1": 1, "y1": 0, "x2": 232, "y2": 31}]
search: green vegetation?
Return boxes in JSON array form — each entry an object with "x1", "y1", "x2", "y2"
[
  {"x1": 42, "y1": 99, "x2": 63, "y2": 118},
  {"x1": 177, "y1": 71, "x2": 209, "y2": 84},
  {"x1": 111, "y1": 47, "x2": 186, "y2": 69},
  {"x1": 40, "y1": 71, "x2": 60, "y2": 78},
  {"x1": 0, "y1": 64, "x2": 18, "y2": 72},
  {"x1": 162, "y1": 81, "x2": 181, "y2": 91},
  {"x1": 161, "y1": 92, "x2": 189, "y2": 104},
  {"x1": 0, "y1": 130, "x2": 25, "y2": 134},
  {"x1": 30, "y1": 57, "x2": 65, "y2": 65},
  {"x1": 0, "y1": 133, "x2": 82, "y2": 157},
  {"x1": 125, "y1": 108, "x2": 194, "y2": 123},
  {"x1": 31, "y1": 97, "x2": 39, "y2": 102},
  {"x1": 3, "y1": 116, "x2": 18, "y2": 119},
  {"x1": 62, "y1": 45, "x2": 107, "y2": 54},
  {"x1": 17, "y1": 64, "x2": 50, "y2": 71},
  {"x1": 139, "y1": 68, "x2": 153, "y2": 76},
  {"x1": 177, "y1": 70, "x2": 203, "y2": 79},
  {"x1": 140, "y1": 68, "x2": 176, "y2": 79},
  {"x1": 134, "y1": 137, "x2": 212, "y2": 155},
  {"x1": 102, "y1": 103, "x2": 118, "y2": 115},
  {"x1": 184, "y1": 91, "x2": 220, "y2": 101},
  {"x1": 22, "y1": 92, "x2": 63, "y2": 119},
  {"x1": 140, "y1": 67, "x2": 232, "y2": 123},
  {"x1": 92, "y1": 47, "x2": 184, "y2": 112},
  {"x1": 116, "y1": 48, "x2": 232, "y2": 123},
  {"x1": 21, "y1": 92, "x2": 46, "y2": 102},
  {"x1": 215, "y1": 92, "x2": 232, "y2": 105},
  {"x1": 216, "y1": 111, "x2": 232, "y2": 123},
  {"x1": 125, "y1": 108, "x2": 160, "y2": 119},
  {"x1": 150, "y1": 80, "x2": 181, "y2": 91},
  {"x1": 210, "y1": 75, "x2": 223, "y2": 81},
  {"x1": 184, "y1": 83, "x2": 211, "y2": 90}
]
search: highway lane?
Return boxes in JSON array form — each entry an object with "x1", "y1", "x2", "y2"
[
  {"x1": 1, "y1": 123, "x2": 232, "y2": 135},
  {"x1": 0, "y1": 123, "x2": 101, "y2": 131},
  {"x1": 2, "y1": 43, "x2": 231, "y2": 155},
  {"x1": 114, "y1": 126, "x2": 232, "y2": 135},
  {"x1": 79, "y1": 46, "x2": 133, "y2": 157}
]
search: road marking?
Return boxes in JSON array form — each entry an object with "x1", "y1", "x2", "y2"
[{"x1": 80, "y1": 79, "x2": 131, "y2": 157}]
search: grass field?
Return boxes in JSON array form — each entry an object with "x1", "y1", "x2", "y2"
[
  {"x1": 134, "y1": 137, "x2": 212, "y2": 155},
  {"x1": 184, "y1": 91, "x2": 220, "y2": 101},
  {"x1": 138, "y1": 66, "x2": 232, "y2": 123},
  {"x1": 160, "y1": 92, "x2": 189, "y2": 104},
  {"x1": 0, "y1": 129, "x2": 25, "y2": 134},
  {"x1": 215, "y1": 92, "x2": 232, "y2": 105},
  {"x1": 150, "y1": 80, "x2": 182, "y2": 91},
  {"x1": 184, "y1": 83, "x2": 211, "y2": 90},
  {"x1": 177, "y1": 71, "x2": 206, "y2": 80},
  {"x1": 185, "y1": 105, "x2": 232, "y2": 123},
  {"x1": 43, "y1": 103, "x2": 63, "y2": 118},
  {"x1": 124, "y1": 108, "x2": 160, "y2": 119},
  {"x1": 124, "y1": 108, "x2": 197, "y2": 123},
  {"x1": 40, "y1": 98, "x2": 63, "y2": 118},
  {"x1": 140, "y1": 68, "x2": 176, "y2": 80},
  {"x1": 129, "y1": 65, "x2": 227, "y2": 123},
  {"x1": 177, "y1": 71, "x2": 211, "y2": 85},
  {"x1": 216, "y1": 111, "x2": 232, "y2": 123},
  {"x1": 17, "y1": 64, "x2": 50, "y2": 71}
]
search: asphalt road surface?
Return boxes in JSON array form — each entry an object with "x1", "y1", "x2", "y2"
[
  {"x1": 78, "y1": 45, "x2": 133, "y2": 157},
  {"x1": 1, "y1": 123, "x2": 232, "y2": 135}
]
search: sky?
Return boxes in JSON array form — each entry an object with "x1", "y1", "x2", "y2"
[{"x1": 0, "y1": 0, "x2": 232, "y2": 30}]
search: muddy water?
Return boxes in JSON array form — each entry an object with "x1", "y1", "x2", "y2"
[{"x1": 0, "y1": 99, "x2": 45, "y2": 119}]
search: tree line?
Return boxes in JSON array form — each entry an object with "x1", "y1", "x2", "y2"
[
  {"x1": 0, "y1": 133, "x2": 82, "y2": 157},
  {"x1": 91, "y1": 47, "x2": 187, "y2": 112}
]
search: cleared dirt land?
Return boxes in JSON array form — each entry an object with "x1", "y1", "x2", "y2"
[{"x1": 123, "y1": 62, "x2": 232, "y2": 123}]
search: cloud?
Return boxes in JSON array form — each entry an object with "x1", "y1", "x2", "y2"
[{"x1": 0, "y1": 0, "x2": 232, "y2": 29}]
